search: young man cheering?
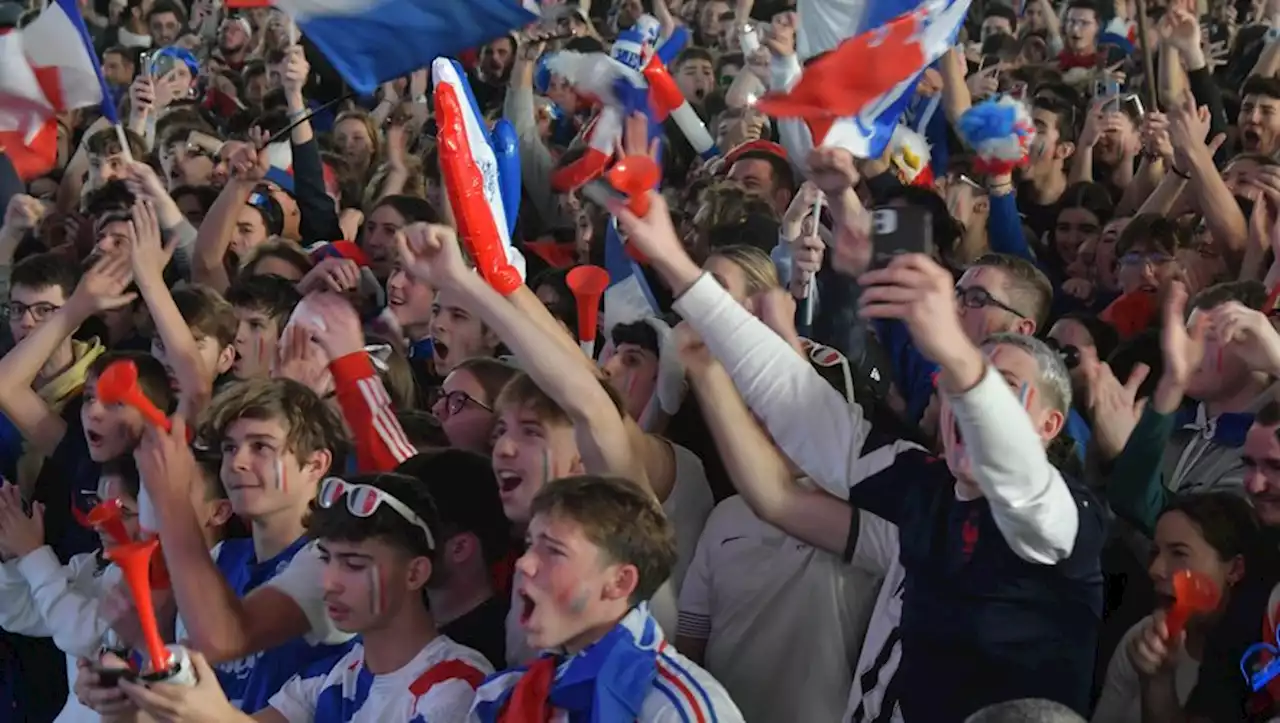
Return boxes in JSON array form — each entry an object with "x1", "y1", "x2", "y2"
[{"x1": 470, "y1": 475, "x2": 743, "y2": 722}]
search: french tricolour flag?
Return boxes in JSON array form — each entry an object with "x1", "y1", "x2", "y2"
[
  {"x1": 602, "y1": 219, "x2": 658, "y2": 333},
  {"x1": 756, "y1": 0, "x2": 970, "y2": 160},
  {"x1": 267, "y1": 0, "x2": 537, "y2": 95},
  {"x1": 0, "y1": 0, "x2": 116, "y2": 179}
]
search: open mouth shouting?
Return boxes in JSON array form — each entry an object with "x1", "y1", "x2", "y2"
[
  {"x1": 496, "y1": 469, "x2": 524, "y2": 497},
  {"x1": 517, "y1": 585, "x2": 538, "y2": 627}
]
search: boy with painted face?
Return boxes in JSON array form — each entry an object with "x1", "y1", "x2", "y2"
[
  {"x1": 616, "y1": 191, "x2": 1108, "y2": 721},
  {"x1": 470, "y1": 475, "x2": 743, "y2": 723},
  {"x1": 124, "y1": 473, "x2": 492, "y2": 723},
  {"x1": 141, "y1": 379, "x2": 356, "y2": 713}
]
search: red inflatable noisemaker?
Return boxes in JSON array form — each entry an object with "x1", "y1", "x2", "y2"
[
  {"x1": 104, "y1": 538, "x2": 171, "y2": 673},
  {"x1": 606, "y1": 155, "x2": 661, "y2": 218},
  {"x1": 85, "y1": 499, "x2": 131, "y2": 546},
  {"x1": 566, "y1": 265, "x2": 610, "y2": 358},
  {"x1": 1164, "y1": 569, "x2": 1221, "y2": 640},
  {"x1": 96, "y1": 361, "x2": 171, "y2": 433}
]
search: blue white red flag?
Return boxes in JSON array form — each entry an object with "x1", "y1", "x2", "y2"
[
  {"x1": 756, "y1": 0, "x2": 970, "y2": 159},
  {"x1": 0, "y1": 0, "x2": 115, "y2": 179},
  {"x1": 271, "y1": 0, "x2": 537, "y2": 96},
  {"x1": 603, "y1": 220, "x2": 658, "y2": 332}
]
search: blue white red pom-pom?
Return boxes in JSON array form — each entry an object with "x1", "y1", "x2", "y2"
[{"x1": 957, "y1": 96, "x2": 1035, "y2": 176}]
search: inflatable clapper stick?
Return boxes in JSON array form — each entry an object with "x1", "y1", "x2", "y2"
[
  {"x1": 606, "y1": 155, "x2": 661, "y2": 218},
  {"x1": 85, "y1": 499, "x2": 131, "y2": 546},
  {"x1": 567, "y1": 266, "x2": 610, "y2": 358},
  {"x1": 97, "y1": 361, "x2": 171, "y2": 433},
  {"x1": 1165, "y1": 569, "x2": 1221, "y2": 640}
]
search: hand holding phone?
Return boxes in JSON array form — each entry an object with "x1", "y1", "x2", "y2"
[{"x1": 870, "y1": 206, "x2": 934, "y2": 269}]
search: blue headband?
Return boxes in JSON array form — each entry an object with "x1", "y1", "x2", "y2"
[{"x1": 149, "y1": 46, "x2": 200, "y2": 79}]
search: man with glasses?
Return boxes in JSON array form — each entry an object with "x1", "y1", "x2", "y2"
[{"x1": 0, "y1": 253, "x2": 106, "y2": 490}]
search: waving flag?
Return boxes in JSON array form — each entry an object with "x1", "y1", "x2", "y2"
[
  {"x1": 602, "y1": 220, "x2": 658, "y2": 333},
  {"x1": 0, "y1": 0, "x2": 115, "y2": 179},
  {"x1": 756, "y1": 0, "x2": 970, "y2": 159},
  {"x1": 271, "y1": 0, "x2": 537, "y2": 96}
]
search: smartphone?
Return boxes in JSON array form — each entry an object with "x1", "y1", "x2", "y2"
[
  {"x1": 979, "y1": 54, "x2": 1001, "y2": 72},
  {"x1": 1122, "y1": 94, "x2": 1146, "y2": 117},
  {"x1": 139, "y1": 52, "x2": 152, "y2": 79},
  {"x1": 870, "y1": 207, "x2": 934, "y2": 269},
  {"x1": 580, "y1": 178, "x2": 627, "y2": 209}
]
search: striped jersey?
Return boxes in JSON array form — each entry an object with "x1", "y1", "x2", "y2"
[
  {"x1": 475, "y1": 608, "x2": 744, "y2": 723},
  {"x1": 268, "y1": 636, "x2": 492, "y2": 723}
]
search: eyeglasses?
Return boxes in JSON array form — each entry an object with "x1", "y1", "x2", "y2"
[
  {"x1": 1119, "y1": 252, "x2": 1175, "y2": 267},
  {"x1": 317, "y1": 478, "x2": 435, "y2": 550},
  {"x1": 955, "y1": 285, "x2": 1026, "y2": 319},
  {"x1": 429, "y1": 389, "x2": 492, "y2": 418},
  {"x1": 5, "y1": 301, "x2": 61, "y2": 322}
]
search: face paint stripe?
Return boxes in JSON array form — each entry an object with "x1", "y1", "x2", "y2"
[
  {"x1": 274, "y1": 456, "x2": 287, "y2": 492},
  {"x1": 368, "y1": 565, "x2": 382, "y2": 616}
]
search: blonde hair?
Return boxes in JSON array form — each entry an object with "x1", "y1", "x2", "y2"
[{"x1": 707, "y1": 244, "x2": 781, "y2": 297}]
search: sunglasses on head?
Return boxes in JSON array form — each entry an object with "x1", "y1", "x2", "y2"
[{"x1": 317, "y1": 478, "x2": 435, "y2": 550}]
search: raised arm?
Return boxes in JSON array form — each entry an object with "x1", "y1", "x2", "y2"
[
  {"x1": 679, "y1": 326, "x2": 852, "y2": 555},
  {"x1": 136, "y1": 419, "x2": 316, "y2": 664},
  {"x1": 0, "y1": 254, "x2": 135, "y2": 456},
  {"x1": 397, "y1": 224, "x2": 647, "y2": 487},
  {"x1": 615, "y1": 192, "x2": 875, "y2": 499},
  {"x1": 859, "y1": 254, "x2": 1079, "y2": 564},
  {"x1": 128, "y1": 200, "x2": 212, "y2": 423}
]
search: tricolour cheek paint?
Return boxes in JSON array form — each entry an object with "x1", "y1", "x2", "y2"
[
  {"x1": 1017, "y1": 382, "x2": 1035, "y2": 411},
  {"x1": 540, "y1": 448, "x2": 552, "y2": 488},
  {"x1": 368, "y1": 565, "x2": 383, "y2": 616},
  {"x1": 273, "y1": 457, "x2": 288, "y2": 492}
]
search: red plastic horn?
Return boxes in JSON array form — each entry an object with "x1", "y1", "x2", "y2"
[
  {"x1": 566, "y1": 265, "x2": 610, "y2": 357},
  {"x1": 96, "y1": 361, "x2": 171, "y2": 433},
  {"x1": 1164, "y1": 569, "x2": 1222, "y2": 640},
  {"x1": 606, "y1": 155, "x2": 661, "y2": 218},
  {"x1": 104, "y1": 538, "x2": 171, "y2": 673},
  {"x1": 85, "y1": 499, "x2": 131, "y2": 546}
]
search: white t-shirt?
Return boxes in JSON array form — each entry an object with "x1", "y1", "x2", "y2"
[
  {"x1": 264, "y1": 541, "x2": 357, "y2": 646},
  {"x1": 1091, "y1": 615, "x2": 1200, "y2": 723},
  {"x1": 662, "y1": 443, "x2": 715, "y2": 598},
  {"x1": 269, "y1": 636, "x2": 492, "y2": 723},
  {"x1": 677, "y1": 497, "x2": 882, "y2": 723}
]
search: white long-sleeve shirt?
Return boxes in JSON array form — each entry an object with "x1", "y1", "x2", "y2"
[{"x1": 671, "y1": 272, "x2": 1080, "y2": 564}]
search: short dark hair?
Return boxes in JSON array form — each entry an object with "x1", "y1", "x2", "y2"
[
  {"x1": 974, "y1": 253, "x2": 1055, "y2": 328},
  {"x1": 610, "y1": 320, "x2": 660, "y2": 356},
  {"x1": 169, "y1": 285, "x2": 238, "y2": 348},
  {"x1": 394, "y1": 410, "x2": 450, "y2": 451},
  {"x1": 84, "y1": 127, "x2": 146, "y2": 162},
  {"x1": 99, "y1": 456, "x2": 142, "y2": 501},
  {"x1": 714, "y1": 51, "x2": 744, "y2": 77},
  {"x1": 224, "y1": 274, "x2": 301, "y2": 329},
  {"x1": 530, "y1": 475, "x2": 676, "y2": 605},
  {"x1": 145, "y1": 0, "x2": 185, "y2": 23},
  {"x1": 170, "y1": 185, "x2": 220, "y2": 216},
  {"x1": 1190, "y1": 280, "x2": 1267, "y2": 314},
  {"x1": 1242, "y1": 75, "x2": 1280, "y2": 104},
  {"x1": 396, "y1": 450, "x2": 511, "y2": 565},
  {"x1": 673, "y1": 46, "x2": 714, "y2": 71},
  {"x1": 10, "y1": 252, "x2": 81, "y2": 299},
  {"x1": 731, "y1": 149, "x2": 796, "y2": 195},
  {"x1": 306, "y1": 472, "x2": 440, "y2": 560},
  {"x1": 1034, "y1": 95, "x2": 1080, "y2": 146},
  {"x1": 983, "y1": 4, "x2": 1017, "y2": 30},
  {"x1": 1064, "y1": 0, "x2": 1100, "y2": 18},
  {"x1": 89, "y1": 351, "x2": 174, "y2": 415},
  {"x1": 530, "y1": 268, "x2": 578, "y2": 336}
]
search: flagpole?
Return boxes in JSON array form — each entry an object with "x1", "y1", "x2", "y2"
[
  {"x1": 1133, "y1": 1, "x2": 1158, "y2": 110},
  {"x1": 113, "y1": 124, "x2": 134, "y2": 163}
]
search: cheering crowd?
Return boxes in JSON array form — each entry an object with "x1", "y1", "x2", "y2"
[{"x1": 3, "y1": 0, "x2": 1280, "y2": 720}]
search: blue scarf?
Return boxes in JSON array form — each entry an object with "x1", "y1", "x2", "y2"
[{"x1": 473, "y1": 604, "x2": 661, "y2": 723}]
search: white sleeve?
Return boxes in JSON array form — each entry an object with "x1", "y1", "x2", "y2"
[
  {"x1": 947, "y1": 365, "x2": 1079, "y2": 564},
  {"x1": 672, "y1": 274, "x2": 872, "y2": 500},
  {"x1": 848, "y1": 511, "x2": 898, "y2": 578},
  {"x1": 417, "y1": 679, "x2": 481, "y2": 723},
  {"x1": 1090, "y1": 619, "x2": 1146, "y2": 723},
  {"x1": 267, "y1": 672, "x2": 326, "y2": 723},
  {"x1": 263, "y1": 542, "x2": 355, "y2": 646},
  {"x1": 18, "y1": 548, "x2": 111, "y2": 658},
  {"x1": 675, "y1": 524, "x2": 715, "y2": 641},
  {"x1": 0, "y1": 557, "x2": 48, "y2": 637}
]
